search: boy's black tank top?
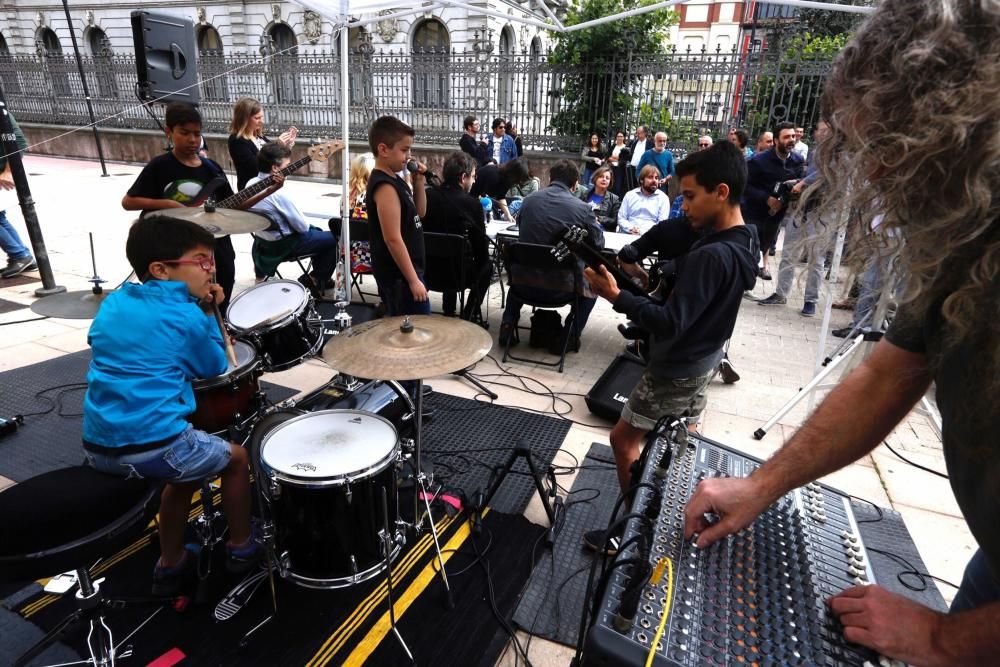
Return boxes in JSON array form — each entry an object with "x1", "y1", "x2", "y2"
[{"x1": 366, "y1": 169, "x2": 425, "y2": 284}]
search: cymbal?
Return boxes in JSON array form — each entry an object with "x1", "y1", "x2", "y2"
[
  {"x1": 151, "y1": 208, "x2": 270, "y2": 237},
  {"x1": 31, "y1": 289, "x2": 115, "y2": 319},
  {"x1": 321, "y1": 315, "x2": 492, "y2": 380}
]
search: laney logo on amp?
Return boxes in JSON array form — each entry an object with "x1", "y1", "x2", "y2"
[{"x1": 613, "y1": 393, "x2": 628, "y2": 404}]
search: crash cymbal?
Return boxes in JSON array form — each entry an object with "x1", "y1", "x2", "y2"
[
  {"x1": 31, "y1": 289, "x2": 115, "y2": 319},
  {"x1": 151, "y1": 208, "x2": 270, "y2": 237},
  {"x1": 321, "y1": 315, "x2": 492, "y2": 381}
]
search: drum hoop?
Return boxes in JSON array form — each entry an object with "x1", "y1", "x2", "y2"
[
  {"x1": 259, "y1": 409, "x2": 400, "y2": 487},
  {"x1": 227, "y1": 280, "x2": 310, "y2": 334},
  {"x1": 191, "y1": 354, "x2": 261, "y2": 390}
]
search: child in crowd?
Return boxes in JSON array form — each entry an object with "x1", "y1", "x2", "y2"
[
  {"x1": 82, "y1": 217, "x2": 257, "y2": 596},
  {"x1": 365, "y1": 116, "x2": 429, "y2": 315}
]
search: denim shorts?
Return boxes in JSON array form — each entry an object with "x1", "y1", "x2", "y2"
[
  {"x1": 84, "y1": 425, "x2": 232, "y2": 483},
  {"x1": 622, "y1": 369, "x2": 714, "y2": 431}
]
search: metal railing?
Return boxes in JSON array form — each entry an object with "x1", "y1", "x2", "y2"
[{"x1": 0, "y1": 43, "x2": 834, "y2": 154}]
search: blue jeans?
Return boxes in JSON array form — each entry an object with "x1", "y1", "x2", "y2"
[
  {"x1": 294, "y1": 228, "x2": 339, "y2": 285},
  {"x1": 775, "y1": 213, "x2": 831, "y2": 304},
  {"x1": 501, "y1": 285, "x2": 597, "y2": 338},
  {"x1": 950, "y1": 549, "x2": 1000, "y2": 613},
  {"x1": 0, "y1": 210, "x2": 31, "y2": 261},
  {"x1": 84, "y1": 425, "x2": 232, "y2": 483}
]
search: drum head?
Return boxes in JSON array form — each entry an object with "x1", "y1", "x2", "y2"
[
  {"x1": 260, "y1": 410, "x2": 398, "y2": 482},
  {"x1": 191, "y1": 340, "x2": 258, "y2": 388},
  {"x1": 227, "y1": 280, "x2": 308, "y2": 332}
]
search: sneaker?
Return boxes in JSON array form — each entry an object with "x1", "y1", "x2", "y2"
[
  {"x1": 226, "y1": 522, "x2": 263, "y2": 574},
  {"x1": 831, "y1": 327, "x2": 854, "y2": 339},
  {"x1": 741, "y1": 291, "x2": 759, "y2": 302},
  {"x1": 757, "y1": 293, "x2": 787, "y2": 306},
  {"x1": 800, "y1": 302, "x2": 816, "y2": 317},
  {"x1": 1, "y1": 256, "x2": 37, "y2": 279},
  {"x1": 758, "y1": 268, "x2": 772, "y2": 281},
  {"x1": 583, "y1": 527, "x2": 623, "y2": 557},
  {"x1": 498, "y1": 322, "x2": 518, "y2": 348},
  {"x1": 718, "y1": 358, "x2": 740, "y2": 384},
  {"x1": 152, "y1": 546, "x2": 197, "y2": 596}
]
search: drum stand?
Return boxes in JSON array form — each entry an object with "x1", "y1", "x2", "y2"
[
  {"x1": 382, "y1": 486, "x2": 414, "y2": 663},
  {"x1": 192, "y1": 478, "x2": 227, "y2": 604}
]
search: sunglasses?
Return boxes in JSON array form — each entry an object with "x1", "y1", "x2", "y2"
[
  {"x1": 698, "y1": 143, "x2": 710, "y2": 148},
  {"x1": 159, "y1": 256, "x2": 216, "y2": 272}
]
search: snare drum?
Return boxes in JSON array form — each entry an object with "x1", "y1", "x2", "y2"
[
  {"x1": 190, "y1": 340, "x2": 261, "y2": 434},
  {"x1": 254, "y1": 410, "x2": 402, "y2": 589},
  {"x1": 227, "y1": 280, "x2": 322, "y2": 372}
]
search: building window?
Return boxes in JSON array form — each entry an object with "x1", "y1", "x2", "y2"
[
  {"x1": 497, "y1": 25, "x2": 515, "y2": 113},
  {"x1": 197, "y1": 25, "x2": 227, "y2": 101},
  {"x1": 672, "y1": 95, "x2": 697, "y2": 118},
  {"x1": 411, "y1": 19, "x2": 449, "y2": 109},
  {"x1": 85, "y1": 27, "x2": 118, "y2": 98},
  {"x1": 528, "y1": 36, "x2": 542, "y2": 114},
  {"x1": 264, "y1": 23, "x2": 300, "y2": 105},
  {"x1": 37, "y1": 27, "x2": 71, "y2": 96}
]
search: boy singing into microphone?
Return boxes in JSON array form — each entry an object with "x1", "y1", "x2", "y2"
[
  {"x1": 366, "y1": 115, "x2": 429, "y2": 315},
  {"x1": 82, "y1": 217, "x2": 258, "y2": 596}
]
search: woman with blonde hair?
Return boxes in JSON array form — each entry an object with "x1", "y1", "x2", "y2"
[
  {"x1": 345, "y1": 152, "x2": 376, "y2": 274},
  {"x1": 227, "y1": 97, "x2": 298, "y2": 189}
]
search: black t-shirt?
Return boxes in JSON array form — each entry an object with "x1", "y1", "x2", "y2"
[
  {"x1": 885, "y1": 299, "x2": 1000, "y2": 579},
  {"x1": 422, "y1": 185, "x2": 489, "y2": 267},
  {"x1": 470, "y1": 164, "x2": 507, "y2": 200},
  {"x1": 459, "y1": 134, "x2": 488, "y2": 167},
  {"x1": 366, "y1": 169, "x2": 425, "y2": 285},
  {"x1": 228, "y1": 134, "x2": 268, "y2": 190},
  {"x1": 127, "y1": 152, "x2": 235, "y2": 212}
]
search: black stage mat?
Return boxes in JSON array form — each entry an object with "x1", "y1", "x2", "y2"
[
  {"x1": 421, "y1": 392, "x2": 572, "y2": 515},
  {"x1": 0, "y1": 297, "x2": 26, "y2": 314},
  {"x1": 0, "y1": 350, "x2": 297, "y2": 482},
  {"x1": 514, "y1": 442, "x2": 949, "y2": 649},
  {"x1": 6, "y1": 509, "x2": 543, "y2": 666}
]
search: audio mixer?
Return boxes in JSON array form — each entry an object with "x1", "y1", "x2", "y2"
[{"x1": 584, "y1": 424, "x2": 880, "y2": 666}]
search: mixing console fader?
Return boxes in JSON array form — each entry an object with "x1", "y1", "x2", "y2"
[{"x1": 584, "y1": 426, "x2": 879, "y2": 667}]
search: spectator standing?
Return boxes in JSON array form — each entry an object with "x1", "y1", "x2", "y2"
[
  {"x1": 607, "y1": 131, "x2": 630, "y2": 197},
  {"x1": 636, "y1": 132, "x2": 675, "y2": 194},
  {"x1": 459, "y1": 115, "x2": 489, "y2": 167},
  {"x1": 792, "y1": 126, "x2": 809, "y2": 161},
  {"x1": 507, "y1": 122, "x2": 525, "y2": 157},
  {"x1": 0, "y1": 109, "x2": 36, "y2": 278},
  {"x1": 755, "y1": 131, "x2": 774, "y2": 154},
  {"x1": 627, "y1": 125, "x2": 650, "y2": 190},
  {"x1": 728, "y1": 127, "x2": 752, "y2": 158},
  {"x1": 485, "y1": 117, "x2": 517, "y2": 165},
  {"x1": 471, "y1": 158, "x2": 529, "y2": 224},
  {"x1": 227, "y1": 97, "x2": 297, "y2": 190},
  {"x1": 580, "y1": 133, "x2": 606, "y2": 186}
]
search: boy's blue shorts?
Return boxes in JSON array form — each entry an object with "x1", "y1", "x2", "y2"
[{"x1": 85, "y1": 425, "x2": 232, "y2": 483}]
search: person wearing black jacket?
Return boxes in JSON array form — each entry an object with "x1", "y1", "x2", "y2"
[
  {"x1": 421, "y1": 152, "x2": 492, "y2": 320},
  {"x1": 582, "y1": 141, "x2": 758, "y2": 553},
  {"x1": 227, "y1": 97, "x2": 297, "y2": 190},
  {"x1": 459, "y1": 115, "x2": 489, "y2": 167}
]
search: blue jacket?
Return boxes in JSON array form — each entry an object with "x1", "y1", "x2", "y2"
[
  {"x1": 741, "y1": 148, "x2": 805, "y2": 222},
  {"x1": 83, "y1": 281, "x2": 227, "y2": 447},
  {"x1": 637, "y1": 148, "x2": 675, "y2": 181},
  {"x1": 486, "y1": 133, "x2": 518, "y2": 165}
]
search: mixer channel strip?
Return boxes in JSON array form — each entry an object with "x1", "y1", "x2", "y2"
[{"x1": 584, "y1": 429, "x2": 880, "y2": 667}]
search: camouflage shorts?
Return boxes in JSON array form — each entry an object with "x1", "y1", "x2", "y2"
[{"x1": 621, "y1": 369, "x2": 714, "y2": 431}]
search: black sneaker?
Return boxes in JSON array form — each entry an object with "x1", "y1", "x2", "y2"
[
  {"x1": 583, "y1": 527, "x2": 623, "y2": 557},
  {"x1": 800, "y1": 302, "x2": 817, "y2": 317},
  {"x1": 757, "y1": 293, "x2": 787, "y2": 306},
  {"x1": 758, "y1": 268, "x2": 773, "y2": 281},
  {"x1": 151, "y1": 547, "x2": 197, "y2": 596},
  {"x1": 831, "y1": 327, "x2": 854, "y2": 339},
  {"x1": 718, "y1": 358, "x2": 740, "y2": 384},
  {"x1": 1, "y1": 256, "x2": 37, "y2": 279}
]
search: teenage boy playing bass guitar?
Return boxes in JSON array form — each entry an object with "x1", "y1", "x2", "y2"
[{"x1": 122, "y1": 102, "x2": 284, "y2": 313}]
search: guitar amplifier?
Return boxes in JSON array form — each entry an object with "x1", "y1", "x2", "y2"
[{"x1": 586, "y1": 353, "x2": 646, "y2": 420}]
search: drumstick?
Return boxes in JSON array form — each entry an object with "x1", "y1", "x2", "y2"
[{"x1": 209, "y1": 274, "x2": 238, "y2": 367}]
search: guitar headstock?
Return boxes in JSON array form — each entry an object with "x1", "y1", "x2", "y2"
[
  {"x1": 564, "y1": 225, "x2": 587, "y2": 245},
  {"x1": 307, "y1": 139, "x2": 346, "y2": 163}
]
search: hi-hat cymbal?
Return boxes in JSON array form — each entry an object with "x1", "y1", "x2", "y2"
[
  {"x1": 31, "y1": 289, "x2": 115, "y2": 319},
  {"x1": 151, "y1": 208, "x2": 270, "y2": 237},
  {"x1": 321, "y1": 315, "x2": 492, "y2": 380}
]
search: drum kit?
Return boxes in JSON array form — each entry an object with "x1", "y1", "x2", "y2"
[{"x1": 185, "y1": 282, "x2": 491, "y2": 650}]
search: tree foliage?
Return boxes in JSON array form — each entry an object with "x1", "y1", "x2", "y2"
[
  {"x1": 548, "y1": 0, "x2": 678, "y2": 142},
  {"x1": 795, "y1": 0, "x2": 873, "y2": 39}
]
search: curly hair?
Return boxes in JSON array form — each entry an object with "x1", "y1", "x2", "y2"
[{"x1": 813, "y1": 0, "x2": 999, "y2": 369}]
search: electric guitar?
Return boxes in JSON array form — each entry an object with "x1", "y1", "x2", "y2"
[
  {"x1": 551, "y1": 225, "x2": 646, "y2": 297},
  {"x1": 190, "y1": 139, "x2": 345, "y2": 208}
]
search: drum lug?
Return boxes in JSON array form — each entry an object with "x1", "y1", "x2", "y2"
[
  {"x1": 350, "y1": 555, "x2": 358, "y2": 576},
  {"x1": 269, "y1": 477, "x2": 281, "y2": 499},
  {"x1": 344, "y1": 485, "x2": 352, "y2": 504}
]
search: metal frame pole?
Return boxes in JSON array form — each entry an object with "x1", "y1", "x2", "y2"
[{"x1": 60, "y1": 0, "x2": 109, "y2": 177}]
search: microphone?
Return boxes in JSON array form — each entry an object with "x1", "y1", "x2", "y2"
[{"x1": 406, "y1": 159, "x2": 436, "y2": 181}]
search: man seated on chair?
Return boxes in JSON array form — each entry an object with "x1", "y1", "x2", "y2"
[
  {"x1": 421, "y1": 151, "x2": 492, "y2": 320},
  {"x1": 82, "y1": 217, "x2": 259, "y2": 596},
  {"x1": 248, "y1": 142, "x2": 339, "y2": 293},
  {"x1": 581, "y1": 141, "x2": 759, "y2": 554},
  {"x1": 498, "y1": 159, "x2": 605, "y2": 352}
]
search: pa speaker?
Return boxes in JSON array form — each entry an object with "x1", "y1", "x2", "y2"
[{"x1": 131, "y1": 10, "x2": 201, "y2": 105}]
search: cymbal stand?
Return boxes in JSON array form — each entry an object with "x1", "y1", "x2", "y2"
[
  {"x1": 412, "y1": 376, "x2": 454, "y2": 609},
  {"x1": 86, "y1": 232, "x2": 107, "y2": 295}
]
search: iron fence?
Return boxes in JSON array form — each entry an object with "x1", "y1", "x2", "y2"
[{"x1": 0, "y1": 43, "x2": 834, "y2": 155}]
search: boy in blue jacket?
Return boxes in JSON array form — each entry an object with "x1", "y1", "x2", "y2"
[{"x1": 82, "y1": 217, "x2": 257, "y2": 595}]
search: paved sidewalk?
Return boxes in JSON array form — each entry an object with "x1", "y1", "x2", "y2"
[{"x1": 0, "y1": 156, "x2": 973, "y2": 667}]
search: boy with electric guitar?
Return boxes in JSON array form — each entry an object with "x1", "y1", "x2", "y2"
[{"x1": 122, "y1": 102, "x2": 284, "y2": 313}]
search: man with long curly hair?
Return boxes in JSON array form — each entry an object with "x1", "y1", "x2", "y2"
[{"x1": 684, "y1": 1, "x2": 1000, "y2": 664}]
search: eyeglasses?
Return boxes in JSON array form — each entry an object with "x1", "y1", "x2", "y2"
[
  {"x1": 159, "y1": 256, "x2": 216, "y2": 272},
  {"x1": 698, "y1": 143, "x2": 710, "y2": 148}
]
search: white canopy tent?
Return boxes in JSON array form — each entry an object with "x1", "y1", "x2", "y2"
[{"x1": 293, "y1": 0, "x2": 874, "y2": 303}]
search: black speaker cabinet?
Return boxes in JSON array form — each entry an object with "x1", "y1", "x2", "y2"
[
  {"x1": 131, "y1": 10, "x2": 201, "y2": 105},
  {"x1": 585, "y1": 353, "x2": 646, "y2": 421}
]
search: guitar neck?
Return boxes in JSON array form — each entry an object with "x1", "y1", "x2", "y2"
[
  {"x1": 563, "y1": 236, "x2": 646, "y2": 297},
  {"x1": 217, "y1": 154, "x2": 311, "y2": 209}
]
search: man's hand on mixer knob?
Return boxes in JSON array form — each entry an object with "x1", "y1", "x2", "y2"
[
  {"x1": 829, "y1": 584, "x2": 948, "y2": 666},
  {"x1": 683, "y1": 477, "x2": 774, "y2": 548}
]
